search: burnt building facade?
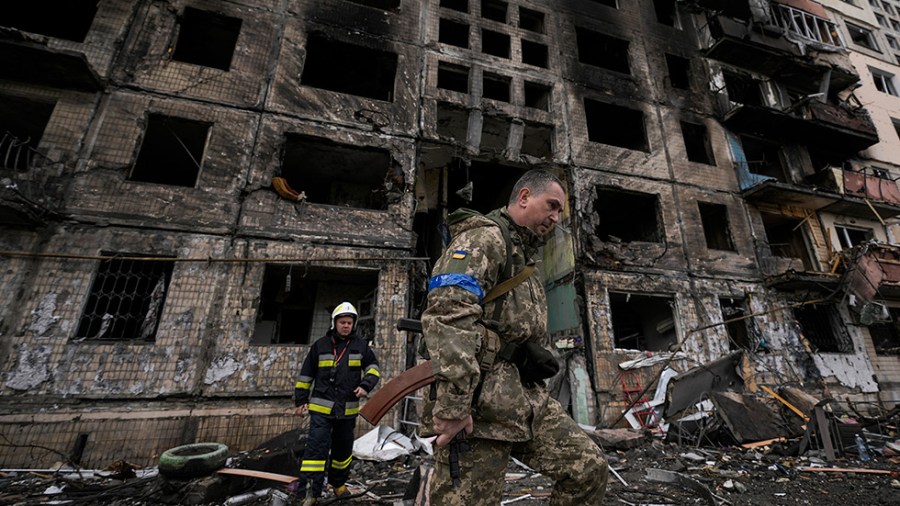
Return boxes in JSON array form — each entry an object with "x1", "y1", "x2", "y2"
[{"x1": 1, "y1": 0, "x2": 898, "y2": 468}]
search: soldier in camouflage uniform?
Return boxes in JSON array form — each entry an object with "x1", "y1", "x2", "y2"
[{"x1": 422, "y1": 170, "x2": 608, "y2": 505}]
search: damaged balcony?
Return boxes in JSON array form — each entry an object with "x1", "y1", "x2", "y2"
[
  {"x1": 700, "y1": 0, "x2": 857, "y2": 92},
  {"x1": 844, "y1": 243, "x2": 900, "y2": 302},
  {"x1": 0, "y1": 0, "x2": 103, "y2": 91}
]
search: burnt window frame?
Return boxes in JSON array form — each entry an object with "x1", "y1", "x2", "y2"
[
  {"x1": 481, "y1": 28, "x2": 511, "y2": 59},
  {"x1": 665, "y1": 53, "x2": 691, "y2": 90},
  {"x1": 793, "y1": 303, "x2": 853, "y2": 353},
  {"x1": 482, "y1": 71, "x2": 511, "y2": 102},
  {"x1": 0, "y1": 0, "x2": 97, "y2": 43},
  {"x1": 594, "y1": 187, "x2": 663, "y2": 243},
  {"x1": 868, "y1": 306, "x2": 900, "y2": 355},
  {"x1": 518, "y1": 6, "x2": 545, "y2": 33},
  {"x1": 439, "y1": 17, "x2": 470, "y2": 48},
  {"x1": 129, "y1": 113, "x2": 211, "y2": 188},
  {"x1": 437, "y1": 61, "x2": 470, "y2": 93},
  {"x1": 697, "y1": 201, "x2": 735, "y2": 251},
  {"x1": 575, "y1": 27, "x2": 630, "y2": 74},
  {"x1": 720, "y1": 297, "x2": 755, "y2": 351},
  {"x1": 301, "y1": 34, "x2": 399, "y2": 102},
  {"x1": 74, "y1": 253, "x2": 175, "y2": 342},
  {"x1": 583, "y1": 98, "x2": 649, "y2": 152},
  {"x1": 846, "y1": 21, "x2": 880, "y2": 51},
  {"x1": 0, "y1": 95, "x2": 56, "y2": 171},
  {"x1": 834, "y1": 224, "x2": 874, "y2": 249},
  {"x1": 609, "y1": 291, "x2": 678, "y2": 351},
  {"x1": 680, "y1": 120, "x2": 716, "y2": 165},
  {"x1": 524, "y1": 81, "x2": 551, "y2": 111},
  {"x1": 171, "y1": 7, "x2": 243, "y2": 71}
]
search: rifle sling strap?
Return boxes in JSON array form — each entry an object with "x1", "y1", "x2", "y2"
[{"x1": 482, "y1": 264, "x2": 535, "y2": 305}]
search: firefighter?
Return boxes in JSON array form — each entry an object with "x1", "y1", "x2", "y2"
[{"x1": 294, "y1": 302, "x2": 380, "y2": 505}]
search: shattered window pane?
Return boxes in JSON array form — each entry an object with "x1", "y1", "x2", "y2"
[
  {"x1": 793, "y1": 304, "x2": 853, "y2": 353},
  {"x1": 868, "y1": 307, "x2": 900, "y2": 355},
  {"x1": 129, "y1": 114, "x2": 210, "y2": 188},
  {"x1": 75, "y1": 255, "x2": 174, "y2": 342},
  {"x1": 610, "y1": 292, "x2": 677, "y2": 351}
]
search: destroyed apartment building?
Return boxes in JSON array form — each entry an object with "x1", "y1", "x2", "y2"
[{"x1": 1, "y1": 0, "x2": 900, "y2": 469}]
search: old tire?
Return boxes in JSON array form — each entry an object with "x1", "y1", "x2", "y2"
[{"x1": 159, "y1": 443, "x2": 229, "y2": 479}]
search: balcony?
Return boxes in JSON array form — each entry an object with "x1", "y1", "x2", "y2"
[
  {"x1": 0, "y1": 30, "x2": 102, "y2": 92},
  {"x1": 721, "y1": 101, "x2": 878, "y2": 157},
  {"x1": 845, "y1": 243, "x2": 900, "y2": 302}
]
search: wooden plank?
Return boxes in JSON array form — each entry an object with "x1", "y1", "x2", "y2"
[
  {"x1": 814, "y1": 406, "x2": 835, "y2": 461},
  {"x1": 740, "y1": 437, "x2": 787, "y2": 449},
  {"x1": 217, "y1": 468, "x2": 299, "y2": 483},
  {"x1": 760, "y1": 385, "x2": 810, "y2": 422},
  {"x1": 796, "y1": 467, "x2": 895, "y2": 475}
]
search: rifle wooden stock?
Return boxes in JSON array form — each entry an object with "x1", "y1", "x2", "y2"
[{"x1": 359, "y1": 360, "x2": 434, "y2": 426}]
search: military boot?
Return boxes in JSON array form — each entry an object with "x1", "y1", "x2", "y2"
[{"x1": 334, "y1": 484, "x2": 350, "y2": 497}]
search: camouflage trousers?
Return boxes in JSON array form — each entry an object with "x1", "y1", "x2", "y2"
[{"x1": 430, "y1": 397, "x2": 608, "y2": 506}]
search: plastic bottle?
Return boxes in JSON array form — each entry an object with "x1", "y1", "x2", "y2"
[{"x1": 855, "y1": 433, "x2": 872, "y2": 462}]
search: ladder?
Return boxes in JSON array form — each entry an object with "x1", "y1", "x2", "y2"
[{"x1": 619, "y1": 370, "x2": 661, "y2": 431}]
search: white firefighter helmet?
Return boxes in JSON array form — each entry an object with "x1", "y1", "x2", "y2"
[{"x1": 330, "y1": 302, "x2": 358, "y2": 329}]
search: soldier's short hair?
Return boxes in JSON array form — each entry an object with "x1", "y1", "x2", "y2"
[{"x1": 507, "y1": 169, "x2": 565, "y2": 205}]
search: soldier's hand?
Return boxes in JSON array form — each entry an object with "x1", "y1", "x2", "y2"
[
  {"x1": 433, "y1": 415, "x2": 473, "y2": 447},
  {"x1": 354, "y1": 386, "x2": 369, "y2": 398},
  {"x1": 294, "y1": 405, "x2": 308, "y2": 417}
]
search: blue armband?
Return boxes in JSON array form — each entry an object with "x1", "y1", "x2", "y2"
[{"x1": 428, "y1": 273, "x2": 484, "y2": 302}]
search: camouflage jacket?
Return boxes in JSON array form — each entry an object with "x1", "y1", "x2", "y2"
[{"x1": 422, "y1": 207, "x2": 550, "y2": 442}]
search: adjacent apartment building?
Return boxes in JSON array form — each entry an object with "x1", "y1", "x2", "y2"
[{"x1": 1, "y1": 0, "x2": 898, "y2": 468}]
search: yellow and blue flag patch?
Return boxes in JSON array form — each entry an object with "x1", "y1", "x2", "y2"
[{"x1": 451, "y1": 250, "x2": 468, "y2": 259}]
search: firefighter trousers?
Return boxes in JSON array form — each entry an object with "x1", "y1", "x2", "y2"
[{"x1": 299, "y1": 413, "x2": 355, "y2": 497}]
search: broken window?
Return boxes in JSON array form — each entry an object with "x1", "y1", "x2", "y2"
[
  {"x1": 481, "y1": 0, "x2": 507, "y2": 23},
  {"x1": 521, "y1": 123, "x2": 553, "y2": 159},
  {"x1": 720, "y1": 298, "x2": 753, "y2": 351},
  {"x1": 301, "y1": 35, "x2": 398, "y2": 102},
  {"x1": 665, "y1": 54, "x2": 690, "y2": 89},
  {"x1": 482, "y1": 72, "x2": 510, "y2": 102},
  {"x1": 868, "y1": 307, "x2": 900, "y2": 355},
  {"x1": 681, "y1": 121, "x2": 715, "y2": 165},
  {"x1": 253, "y1": 265, "x2": 378, "y2": 345},
  {"x1": 872, "y1": 68, "x2": 898, "y2": 96},
  {"x1": 521, "y1": 40, "x2": 549, "y2": 68},
  {"x1": 75, "y1": 254, "x2": 174, "y2": 342},
  {"x1": 345, "y1": 0, "x2": 401, "y2": 9},
  {"x1": 610, "y1": 292, "x2": 677, "y2": 351},
  {"x1": 440, "y1": 0, "x2": 469, "y2": 13},
  {"x1": 436, "y1": 102, "x2": 469, "y2": 143},
  {"x1": 846, "y1": 22, "x2": 879, "y2": 51},
  {"x1": 446, "y1": 159, "x2": 525, "y2": 212},
  {"x1": 653, "y1": 0, "x2": 679, "y2": 27},
  {"x1": 575, "y1": 27, "x2": 630, "y2": 74},
  {"x1": 437, "y1": 62, "x2": 469, "y2": 93},
  {"x1": 519, "y1": 7, "x2": 545, "y2": 33},
  {"x1": 439, "y1": 18, "x2": 470, "y2": 48},
  {"x1": 0, "y1": 95, "x2": 55, "y2": 171},
  {"x1": 130, "y1": 114, "x2": 209, "y2": 188},
  {"x1": 835, "y1": 225, "x2": 873, "y2": 249},
  {"x1": 480, "y1": 115, "x2": 510, "y2": 155},
  {"x1": 524, "y1": 81, "x2": 551, "y2": 111},
  {"x1": 584, "y1": 99, "x2": 648, "y2": 152},
  {"x1": 740, "y1": 135, "x2": 785, "y2": 182},
  {"x1": 893, "y1": 118, "x2": 900, "y2": 141},
  {"x1": 793, "y1": 303, "x2": 852, "y2": 353},
  {"x1": 723, "y1": 71, "x2": 763, "y2": 106},
  {"x1": 698, "y1": 202, "x2": 735, "y2": 251},
  {"x1": 172, "y1": 7, "x2": 242, "y2": 71},
  {"x1": 481, "y1": 29, "x2": 510, "y2": 58},
  {"x1": 595, "y1": 187, "x2": 661, "y2": 243},
  {"x1": 760, "y1": 212, "x2": 814, "y2": 270},
  {"x1": 281, "y1": 135, "x2": 392, "y2": 210},
  {"x1": 0, "y1": 0, "x2": 97, "y2": 43}
]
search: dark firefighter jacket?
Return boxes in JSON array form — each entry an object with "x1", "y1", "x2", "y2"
[{"x1": 294, "y1": 329, "x2": 381, "y2": 418}]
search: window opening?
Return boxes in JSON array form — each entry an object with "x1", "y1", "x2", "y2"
[
  {"x1": 75, "y1": 254, "x2": 174, "y2": 342},
  {"x1": 439, "y1": 18, "x2": 470, "y2": 48},
  {"x1": 610, "y1": 292, "x2": 677, "y2": 351},
  {"x1": 0, "y1": 95, "x2": 55, "y2": 171},
  {"x1": 760, "y1": 212, "x2": 814, "y2": 270},
  {"x1": 519, "y1": 7, "x2": 545, "y2": 33},
  {"x1": 481, "y1": 29, "x2": 511, "y2": 58},
  {"x1": 301, "y1": 35, "x2": 398, "y2": 102},
  {"x1": 595, "y1": 187, "x2": 661, "y2": 243},
  {"x1": 446, "y1": 159, "x2": 526, "y2": 212},
  {"x1": 893, "y1": 118, "x2": 900, "y2": 141},
  {"x1": 665, "y1": 54, "x2": 690, "y2": 89},
  {"x1": 868, "y1": 307, "x2": 900, "y2": 355},
  {"x1": 835, "y1": 225, "x2": 873, "y2": 249},
  {"x1": 681, "y1": 121, "x2": 715, "y2": 165},
  {"x1": 482, "y1": 72, "x2": 510, "y2": 102},
  {"x1": 253, "y1": 265, "x2": 378, "y2": 345},
  {"x1": 575, "y1": 27, "x2": 630, "y2": 74},
  {"x1": 281, "y1": 135, "x2": 392, "y2": 210},
  {"x1": 723, "y1": 71, "x2": 763, "y2": 106},
  {"x1": 524, "y1": 81, "x2": 551, "y2": 111},
  {"x1": 653, "y1": 0, "x2": 678, "y2": 27},
  {"x1": 345, "y1": 0, "x2": 401, "y2": 9},
  {"x1": 584, "y1": 99, "x2": 648, "y2": 152},
  {"x1": 521, "y1": 123, "x2": 553, "y2": 159},
  {"x1": 698, "y1": 202, "x2": 735, "y2": 251},
  {"x1": 872, "y1": 68, "x2": 898, "y2": 96},
  {"x1": 846, "y1": 22, "x2": 879, "y2": 51},
  {"x1": 440, "y1": 0, "x2": 469, "y2": 13},
  {"x1": 740, "y1": 135, "x2": 785, "y2": 182},
  {"x1": 521, "y1": 40, "x2": 549, "y2": 68},
  {"x1": 480, "y1": 115, "x2": 510, "y2": 155},
  {"x1": 481, "y1": 0, "x2": 508, "y2": 23},
  {"x1": 794, "y1": 304, "x2": 853, "y2": 353},
  {"x1": 129, "y1": 114, "x2": 210, "y2": 188},
  {"x1": 720, "y1": 298, "x2": 753, "y2": 351},
  {"x1": 0, "y1": 0, "x2": 97, "y2": 43},
  {"x1": 172, "y1": 7, "x2": 242, "y2": 71},
  {"x1": 437, "y1": 62, "x2": 470, "y2": 93},
  {"x1": 436, "y1": 102, "x2": 469, "y2": 143}
]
